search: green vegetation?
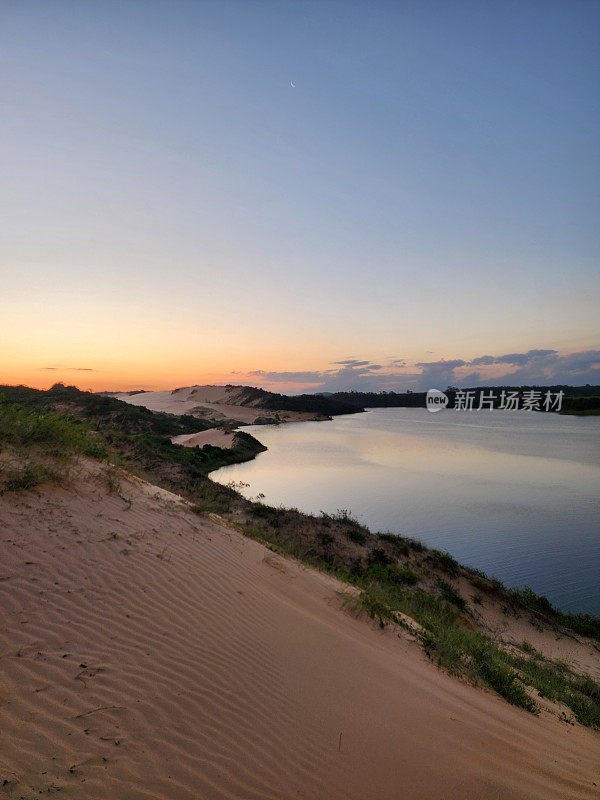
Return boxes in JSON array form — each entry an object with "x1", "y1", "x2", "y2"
[
  {"x1": 0, "y1": 399, "x2": 104, "y2": 456},
  {"x1": 427, "y1": 549, "x2": 460, "y2": 577},
  {"x1": 1, "y1": 463, "x2": 63, "y2": 494},
  {"x1": 561, "y1": 395, "x2": 600, "y2": 415},
  {"x1": 328, "y1": 390, "x2": 428, "y2": 409},
  {"x1": 561, "y1": 408, "x2": 600, "y2": 416},
  {"x1": 506, "y1": 645, "x2": 600, "y2": 727},
  {"x1": 344, "y1": 582, "x2": 537, "y2": 711},
  {"x1": 220, "y1": 384, "x2": 362, "y2": 416},
  {"x1": 317, "y1": 531, "x2": 335, "y2": 548},
  {"x1": 112, "y1": 428, "x2": 266, "y2": 476},
  {"x1": 350, "y1": 581, "x2": 600, "y2": 720},
  {"x1": 327, "y1": 386, "x2": 600, "y2": 415},
  {"x1": 235, "y1": 499, "x2": 600, "y2": 725},
  {"x1": 345, "y1": 528, "x2": 368, "y2": 545},
  {"x1": 237, "y1": 513, "x2": 600, "y2": 725},
  {"x1": 2, "y1": 383, "x2": 599, "y2": 728},
  {"x1": 321, "y1": 508, "x2": 363, "y2": 526},
  {"x1": 510, "y1": 586, "x2": 600, "y2": 640},
  {"x1": 0, "y1": 386, "x2": 266, "y2": 485},
  {"x1": 436, "y1": 577, "x2": 466, "y2": 610},
  {"x1": 0, "y1": 383, "x2": 212, "y2": 438},
  {"x1": 0, "y1": 400, "x2": 106, "y2": 494}
]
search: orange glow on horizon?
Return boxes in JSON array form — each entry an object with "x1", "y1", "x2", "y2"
[{"x1": 0, "y1": 364, "x2": 330, "y2": 394}]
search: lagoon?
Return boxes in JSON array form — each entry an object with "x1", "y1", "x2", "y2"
[{"x1": 212, "y1": 408, "x2": 600, "y2": 615}]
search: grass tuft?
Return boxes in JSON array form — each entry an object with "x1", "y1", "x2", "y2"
[
  {"x1": 0, "y1": 401, "x2": 105, "y2": 494},
  {"x1": 436, "y1": 577, "x2": 466, "y2": 610},
  {"x1": 0, "y1": 464, "x2": 62, "y2": 495}
]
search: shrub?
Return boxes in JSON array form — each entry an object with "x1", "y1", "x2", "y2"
[
  {"x1": 429, "y1": 550, "x2": 460, "y2": 577},
  {"x1": 512, "y1": 587, "x2": 554, "y2": 616},
  {"x1": 477, "y1": 659, "x2": 537, "y2": 712},
  {"x1": 332, "y1": 508, "x2": 362, "y2": 526},
  {"x1": 345, "y1": 528, "x2": 367, "y2": 545},
  {"x1": 0, "y1": 402, "x2": 106, "y2": 493},
  {"x1": 0, "y1": 402, "x2": 103, "y2": 458},
  {"x1": 367, "y1": 548, "x2": 392, "y2": 567},
  {"x1": 404, "y1": 537, "x2": 425, "y2": 552},
  {"x1": 520, "y1": 641, "x2": 537, "y2": 655},
  {"x1": 318, "y1": 531, "x2": 335, "y2": 548},
  {"x1": 377, "y1": 532, "x2": 410, "y2": 556},
  {"x1": 377, "y1": 532, "x2": 400, "y2": 545},
  {"x1": 352, "y1": 588, "x2": 398, "y2": 629},
  {"x1": 395, "y1": 567, "x2": 420, "y2": 585},
  {"x1": 0, "y1": 464, "x2": 62, "y2": 495},
  {"x1": 511, "y1": 586, "x2": 600, "y2": 640},
  {"x1": 436, "y1": 578, "x2": 466, "y2": 610}
]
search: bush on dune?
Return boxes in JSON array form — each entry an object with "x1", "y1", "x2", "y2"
[
  {"x1": 2, "y1": 387, "x2": 599, "y2": 729},
  {"x1": 0, "y1": 400, "x2": 106, "y2": 494},
  {"x1": 0, "y1": 400, "x2": 103, "y2": 456}
]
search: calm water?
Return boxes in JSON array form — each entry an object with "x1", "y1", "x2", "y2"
[{"x1": 212, "y1": 409, "x2": 600, "y2": 615}]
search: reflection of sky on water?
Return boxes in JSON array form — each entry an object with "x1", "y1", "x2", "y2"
[{"x1": 213, "y1": 409, "x2": 600, "y2": 614}]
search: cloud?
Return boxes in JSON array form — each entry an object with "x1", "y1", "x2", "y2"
[
  {"x1": 250, "y1": 370, "x2": 328, "y2": 383},
  {"x1": 249, "y1": 359, "x2": 419, "y2": 393},
  {"x1": 469, "y1": 355, "x2": 495, "y2": 366},
  {"x1": 415, "y1": 359, "x2": 467, "y2": 369},
  {"x1": 312, "y1": 366, "x2": 417, "y2": 393},
  {"x1": 40, "y1": 366, "x2": 97, "y2": 372},
  {"x1": 247, "y1": 348, "x2": 600, "y2": 394},
  {"x1": 413, "y1": 359, "x2": 467, "y2": 391},
  {"x1": 250, "y1": 359, "x2": 390, "y2": 389},
  {"x1": 332, "y1": 359, "x2": 379, "y2": 369},
  {"x1": 433, "y1": 349, "x2": 600, "y2": 388},
  {"x1": 500, "y1": 349, "x2": 600, "y2": 385},
  {"x1": 471, "y1": 349, "x2": 557, "y2": 366},
  {"x1": 554, "y1": 349, "x2": 600, "y2": 372}
]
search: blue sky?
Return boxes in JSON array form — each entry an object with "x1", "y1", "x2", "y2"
[{"x1": 2, "y1": 0, "x2": 599, "y2": 390}]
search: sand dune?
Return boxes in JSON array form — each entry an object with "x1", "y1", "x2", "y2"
[
  {"x1": 171, "y1": 429, "x2": 235, "y2": 449},
  {"x1": 1, "y1": 466, "x2": 598, "y2": 799},
  {"x1": 112, "y1": 386, "x2": 329, "y2": 425}
]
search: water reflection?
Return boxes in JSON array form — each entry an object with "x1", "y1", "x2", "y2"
[{"x1": 212, "y1": 409, "x2": 600, "y2": 614}]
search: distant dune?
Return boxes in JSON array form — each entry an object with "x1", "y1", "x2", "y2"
[
  {"x1": 171, "y1": 428, "x2": 235, "y2": 448},
  {"x1": 1, "y1": 463, "x2": 599, "y2": 799},
  {"x1": 109, "y1": 384, "x2": 355, "y2": 425}
]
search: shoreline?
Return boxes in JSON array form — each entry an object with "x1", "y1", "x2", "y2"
[
  {"x1": 2, "y1": 388, "x2": 599, "y2": 689},
  {"x1": 1, "y1": 390, "x2": 599, "y2": 798},
  {"x1": 206, "y1": 408, "x2": 600, "y2": 621}
]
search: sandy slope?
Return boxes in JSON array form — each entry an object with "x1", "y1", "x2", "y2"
[
  {"x1": 1, "y1": 467, "x2": 598, "y2": 799},
  {"x1": 112, "y1": 386, "x2": 328, "y2": 424},
  {"x1": 171, "y1": 430, "x2": 235, "y2": 449}
]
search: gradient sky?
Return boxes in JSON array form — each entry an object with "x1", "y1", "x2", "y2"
[{"x1": 2, "y1": 0, "x2": 599, "y2": 392}]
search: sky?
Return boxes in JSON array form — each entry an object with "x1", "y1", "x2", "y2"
[{"x1": 2, "y1": 0, "x2": 599, "y2": 393}]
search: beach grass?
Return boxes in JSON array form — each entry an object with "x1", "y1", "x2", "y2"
[
  {"x1": 0, "y1": 400, "x2": 106, "y2": 494},
  {"x1": 2, "y1": 386, "x2": 599, "y2": 728},
  {"x1": 347, "y1": 580, "x2": 598, "y2": 720},
  {"x1": 237, "y1": 515, "x2": 600, "y2": 725}
]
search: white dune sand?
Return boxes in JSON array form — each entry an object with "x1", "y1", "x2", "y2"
[
  {"x1": 1, "y1": 466, "x2": 598, "y2": 799},
  {"x1": 171, "y1": 429, "x2": 235, "y2": 448},
  {"x1": 112, "y1": 386, "x2": 329, "y2": 425}
]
